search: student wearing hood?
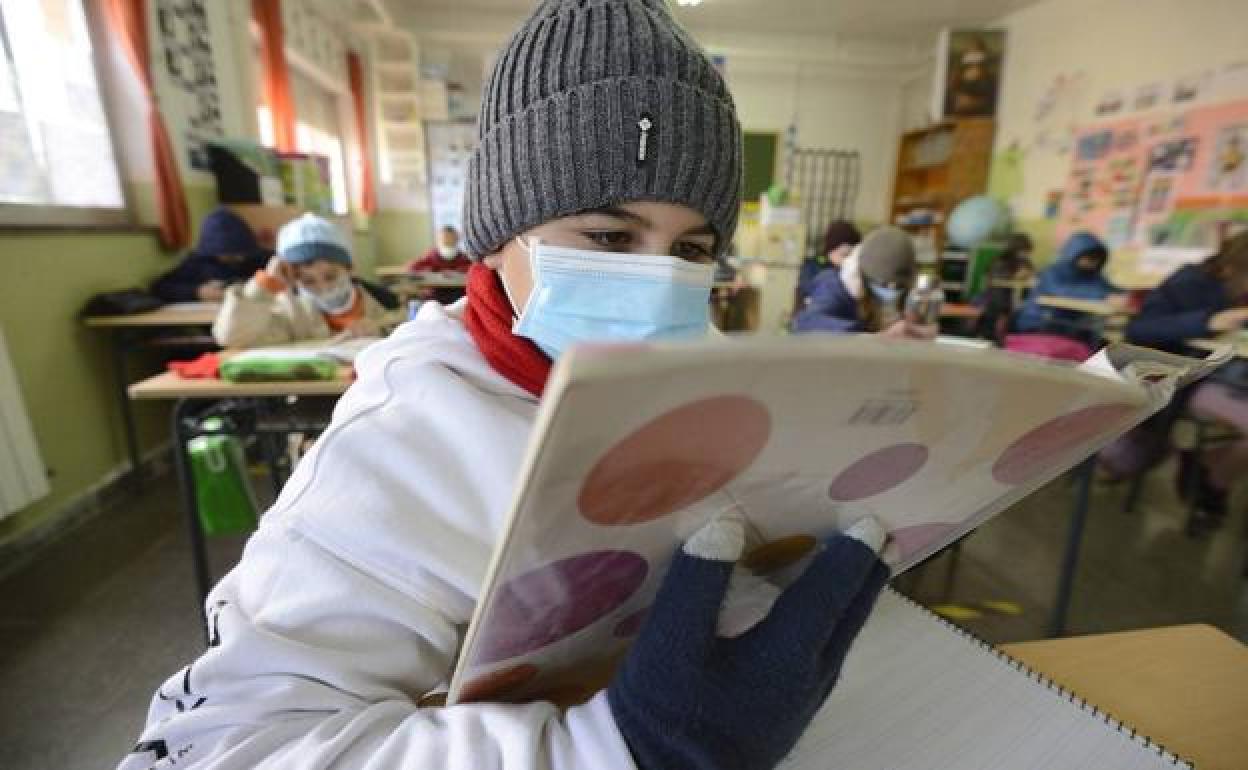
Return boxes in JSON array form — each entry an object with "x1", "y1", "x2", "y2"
[
  {"x1": 792, "y1": 225, "x2": 937, "y2": 339},
  {"x1": 118, "y1": 2, "x2": 889, "y2": 768},
  {"x1": 150, "y1": 207, "x2": 270, "y2": 302},
  {"x1": 1013, "y1": 231, "x2": 1122, "y2": 345},
  {"x1": 795, "y1": 220, "x2": 861, "y2": 310}
]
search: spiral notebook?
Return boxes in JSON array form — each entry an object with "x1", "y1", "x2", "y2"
[{"x1": 782, "y1": 589, "x2": 1191, "y2": 769}]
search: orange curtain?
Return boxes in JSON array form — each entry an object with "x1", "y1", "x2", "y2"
[
  {"x1": 347, "y1": 52, "x2": 376, "y2": 215},
  {"x1": 102, "y1": 0, "x2": 190, "y2": 249},
  {"x1": 252, "y1": 0, "x2": 296, "y2": 152}
]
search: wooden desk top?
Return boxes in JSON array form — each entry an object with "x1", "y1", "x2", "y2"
[
  {"x1": 128, "y1": 369, "x2": 352, "y2": 400},
  {"x1": 375, "y1": 264, "x2": 410, "y2": 278},
  {"x1": 1002, "y1": 624, "x2": 1248, "y2": 770},
  {"x1": 391, "y1": 274, "x2": 470, "y2": 289},
  {"x1": 1036, "y1": 296, "x2": 1133, "y2": 317},
  {"x1": 940, "y1": 302, "x2": 982, "y2": 320},
  {"x1": 1188, "y1": 336, "x2": 1248, "y2": 358},
  {"x1": 85, "y1": 303, "x2": 220, "y2": 328}
]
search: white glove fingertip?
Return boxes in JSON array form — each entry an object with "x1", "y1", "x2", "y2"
[
  {"x1": 844, "y1": 515, "x2": 887, "y2": 555},
  {"x1": 683, "y1": 510, "x2": 746, "y2": 562}
]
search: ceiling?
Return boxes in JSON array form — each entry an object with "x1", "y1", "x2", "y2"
[{"x1": 382, "y1": 0, "x2": 1045, "y2": 48}]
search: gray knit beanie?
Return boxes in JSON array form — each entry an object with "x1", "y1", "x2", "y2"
[
  {"x1": 463, "y1": 0, "x2": 742, "y2": 258},
  {"x1": 858, "y1": 226, "x2": 917, "y2": 287}
]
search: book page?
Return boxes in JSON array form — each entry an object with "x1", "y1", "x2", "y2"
[{"x1": 783, "y1": 591, "x2": 1189, "y2": 769}]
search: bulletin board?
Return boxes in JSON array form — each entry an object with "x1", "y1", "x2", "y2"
[
  {"x1": 1058, "y1": 99, "x2": 1248, "y2": 267},
  {"x1": 425, "y1": 120, "x2": 479, "y2": 237}
]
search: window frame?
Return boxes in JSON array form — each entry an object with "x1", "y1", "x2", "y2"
[{"x1": 0, "y1": 0, "x2": 134, "y2": 229}]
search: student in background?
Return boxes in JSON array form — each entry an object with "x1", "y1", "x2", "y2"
[
  {"x1": 976, "y1": 232, "x2": 1035, "y2": 341},
  {"x1": 407, "y1": 225, "x2": 473, "y2": 273},
  {"x1": 1013, "y1": 231, "x2": 1121, "y2": 346},
  {"x1": 796, "y1": 220, "x2": 861, "y2": 310},
  {"x1": 150, "y1": 206, "x2": 269, "y2": 302},
  {"x1": 793, "y1": 225, "x2": 936, "y2": 339},
  {"x1": 212, "y1": 213, "x2": 391, "y2": 349},
  {"x1": 1104, "y1": 231, "x2": 1248, "y2": 531},
  {"x1": 119, "y1": 2, "x2": 889, "y2": 767}
]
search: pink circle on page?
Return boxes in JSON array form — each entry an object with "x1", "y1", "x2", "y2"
[
  {"x1": 889, "y1": 522, "x2": 960, "y2": 562},
  {"x1": 578, "y1": 396, "x2": 771, "y2": 525},
  {"x1": 828, "y1": 443, "x2": 929, "y2": 501},
  {"x1": 473, "y1": 550, "x2": 648, "y2": 664},
  {"x1": 992, "y1": 403, "x2": 1135, "y2": 486},
  {"x1": 613, "y1": 607, "x2": 650, "y2": 638}
]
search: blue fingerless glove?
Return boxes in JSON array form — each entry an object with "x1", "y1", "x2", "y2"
[{"x1": 608, "y1": 518, "x2": 890, "y2": 770}]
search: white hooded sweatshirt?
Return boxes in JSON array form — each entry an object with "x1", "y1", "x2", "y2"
[{"x1": 118, "y1": 300, "x2": 636, "y2": 770}]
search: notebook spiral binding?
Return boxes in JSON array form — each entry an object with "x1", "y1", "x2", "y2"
[{"x1": 890, "y1": 590, "x2": 1194, "y2": 769}]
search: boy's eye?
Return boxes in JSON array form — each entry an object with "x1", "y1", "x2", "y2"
[
  {"x1": 672, "y1": 240, "x2": 714, "y2": 263},
  {"x1": 583, "y1": 230, "x2": 632, "y2": 250}
]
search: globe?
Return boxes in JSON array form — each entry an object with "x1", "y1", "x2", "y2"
[{"x1": 947, "y1": 195, "x2": 1008, "y2": 249}]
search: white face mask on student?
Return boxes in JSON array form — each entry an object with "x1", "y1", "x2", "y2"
[
  {"x1": 504, "y1": 237, "x2": 715, "y2": 360},
  {"x1": 301, "y1": 277, "x2": 356, "y2": 314},
  {"x1": 437, "y1": 245, "x2": 458, "y2": 260}
]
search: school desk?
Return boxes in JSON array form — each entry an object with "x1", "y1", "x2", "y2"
[
  {"x1": 1002, "y1": 624, "x2": 1248, "y2": 770},
  {"x1": 129, "y1": 369, "x2": 352, "y2": 622},
  {"x1": 1187, "y1": 336, "x2": 1248, "y2": 358},
  {"x1": 1035, "y1": 296, "x2": 1135, "y2": 317},
  {"x1": 85, "y1": 303, "x2": 222, "y2": 487}
]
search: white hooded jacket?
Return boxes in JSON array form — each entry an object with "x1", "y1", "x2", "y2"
[{"x1": 118, "y1": 300, "x2": 636, "y2": 770}]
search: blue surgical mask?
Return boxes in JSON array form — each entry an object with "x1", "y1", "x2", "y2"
[
  {"x1": 867, "y1": 281, "x2": 902, "y2": 305},
  {"x1": 508, "y1": 238, "x2": 714, "y2": 360},
  {"x1": 300, "y1": 276, "x2": 356, "y2": 315}
]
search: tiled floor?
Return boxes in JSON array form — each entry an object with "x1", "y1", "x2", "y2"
[{"x1": 1, "y1": 461, "x2": 1244, "y2": 770}]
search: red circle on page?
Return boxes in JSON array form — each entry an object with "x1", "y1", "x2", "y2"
[
  {"x1": 992, "y1": 403, "x2": 1135, "y2": 486},
  {"x1": 457, "y1": 663, "x2": 539, "y2": 703},
  {"x1": 473, "y1": 550, "x2": 648, "y2": 664},
  {"x1": 828, "y1": 443, "x2": 930, "y2": 501},
  {"x1": 578, "y1": 396, "x2": 771, "y2": 525},
  {"x1": 889, "y1": 522, "x2": 960, "y2": 562}
]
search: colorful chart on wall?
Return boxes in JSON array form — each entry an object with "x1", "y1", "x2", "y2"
[
  {"x1": 1058, "y1": 99, "x2": 1248, "y2": 266},
  {"x1": 447, "y1": 336, "x2": 1222, "y2": 706}
]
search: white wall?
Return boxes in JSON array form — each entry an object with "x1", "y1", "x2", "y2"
[
  {"x1": 992, "y1": 0, "x2": 1248, "y2": 220},
  {"x1": 726, "y1": 62, "x2": 904, "y2": 224}
]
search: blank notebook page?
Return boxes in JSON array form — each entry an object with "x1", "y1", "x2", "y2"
[{"x1": 783, "y1": 590, "x2": 1190, "y2": 769}]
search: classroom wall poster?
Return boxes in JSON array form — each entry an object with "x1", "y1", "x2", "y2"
[{"x1": 1057, "y1": 98, "x2": 1248, "y2": 275}]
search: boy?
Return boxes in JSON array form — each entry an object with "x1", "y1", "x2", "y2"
[
  {"x1": 212, "y1": 213, "x2": 391, "y2": 349},
  {"x1": 1014, "y1": 231, "x2": 1122, "y2": 345},
  {"x1": 120, "y1": 2, "x2": 888, "y2": 768},
  {"x1": 407, "y1": 225, "x2": 473, "y2": 274},
  {"x1": 150, "y1": 206, "x2": 269, "y2": 302}
]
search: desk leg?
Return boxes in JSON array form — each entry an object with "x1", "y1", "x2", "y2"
[
  {"x1": 172, "y1": 398, "x2": 212, "y2": 638},
  {"x1": 112, "y1": 331, "x2": 144, "y2": 490},
  {"x1": 1049, "y1": 457, "x2": 1095, "y2": 637}
]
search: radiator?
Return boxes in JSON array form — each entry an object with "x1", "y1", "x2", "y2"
[{"x1": 0, "y1": 325, "x2": 49, "y2": 518}]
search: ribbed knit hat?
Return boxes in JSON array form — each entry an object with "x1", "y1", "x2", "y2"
[
  {"x1": 463, "y1": 0, "x2": 742, "y2": 258},
  {"x1": 277, "y1": 213, "x2": 352, "y2": 267}
]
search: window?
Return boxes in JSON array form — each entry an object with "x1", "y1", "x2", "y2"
[
  {"x1": 291, "y1": 71, "x2": 349, "y2": 216},
  {"x1": 253, "y1": 42, "x2": 350, "y2": 216},
  {"x1": 0, "y1": 0, "x2": 126, "y2": 225}
]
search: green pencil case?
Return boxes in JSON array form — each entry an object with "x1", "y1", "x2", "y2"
[{"x1": 220, "y1": 351, "x2": 338, "y2": 382}]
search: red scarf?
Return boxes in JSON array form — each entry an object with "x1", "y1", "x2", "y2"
[{"x1": 463, "y1": 264, "x2": 551, "y2": 397}]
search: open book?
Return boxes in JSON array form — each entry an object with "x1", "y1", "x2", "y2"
[{"x1": 448, "y1": 336, "x2": 1227, "y2": 705}]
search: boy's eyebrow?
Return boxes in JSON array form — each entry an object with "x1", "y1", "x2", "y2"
[
  {"x1": 578, "y1": 206, "x2": 651, "y2": 227},
  {"x1": 579, "y1": 207, "x2": 716, "y2": 238}
]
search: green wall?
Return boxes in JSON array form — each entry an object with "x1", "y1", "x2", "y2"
[
  {"x1": 0, "y1": 185, "x2": 218, "y2": 543},
  {"x1": 373, "y1": 209, "x2": 433, "y2": 267}
]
